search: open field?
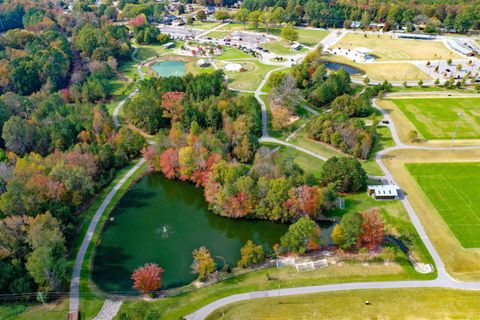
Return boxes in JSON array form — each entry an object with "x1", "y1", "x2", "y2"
[
  {"x1": 117, "y1": 262, "x2": 429, "y2": 320},
  {"x1": 383, "y1": 148, "x2": 480, "y2": 280},
  {"x1": 219, "y1": 23, "x2": 329, "y2": 46},
  {"x1": 215, "y1": 47, "x2": 253, "y2": 60},
  {"x1": 262, "y1": 40, "x2": 308, "y2": 55},
  {"x1": 406, "y1": 162, "x2": 480, "y2": 248},
  {"x1": 190, "y1": 21, "x2": 221, "y2": 30},
  {"x1": 376, "y1": 97, "x2": 480, "y2": 146},
  {"x1": 135, "y1": 40, "x2": 185, "y2": 61},
  {"x1": 204, "y1": 30, "x2": 230, "y2": 39},
  {"x1": 217, "y1": 60, "x2": 278, "y2": 91},
  {"x1": 205, "y1": 288, "x2": 480, "y2": 320},
  {"x1": 393, "y1": 97, "x2": 480, "y2": 140},
  {"x1": 322, "y1": 54, "x2": 430, "y2": 81},
  {"x1": 262, "y1": 142, "x2": 324, "y2": 180},
  {"x1": 334, "y1": 33, "x2": 460, "y2": 61}
]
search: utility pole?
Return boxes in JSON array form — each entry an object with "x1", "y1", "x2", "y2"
[{"x1": 451, "y1": 112, "x2": 464, "y2": 147}]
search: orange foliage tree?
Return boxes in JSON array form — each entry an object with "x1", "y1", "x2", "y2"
[
  {"x1": 357, "y1": 208, "x2": 385, "y2": 250},
  {"x1": 131, "y1": 263, "x2": 164, "y2": 294}
]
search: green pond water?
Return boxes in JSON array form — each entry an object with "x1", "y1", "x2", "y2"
[
  {"x1": 151, "y1": 60, "x2": 186, "y2": 77},
  {"x1": 91, "y1": 174, "x2": 289, "y2": 294}
]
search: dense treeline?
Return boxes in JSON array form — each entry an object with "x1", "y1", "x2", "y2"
[
  {"x1": 0, "y1": 29, "x2": 72, "y2": 95},
  {"x1": 0, "y1": 0, "x2": 147, "y2": 299},
  {"x1": 232, "y1": 0, "x2": 479, "y2": 32},
  {"x1": 0, "y1": 92, "x2": 145, "y2": 297}
]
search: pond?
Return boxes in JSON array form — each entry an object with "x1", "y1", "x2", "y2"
[
  {"x1": 151, "y1": 60, "x2": 187, "y2": 77},
  {"x1": 91, "y1": 174, "x2": 288, "y2": 294},
  {"x1": 325, "y1": 62, "x2": 362, "y2": 75}
]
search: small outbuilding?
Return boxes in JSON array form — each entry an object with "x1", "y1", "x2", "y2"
[
  {"x1": 290, "y1": 42, "x2": 302, "y2": 51},
  {"x1": 163, "y1": 42, "x2": 175, "y2": 49},
  {"x1": 196, "y1": 59, "x2": 210, "y2": 67},
  {"x1": 367, "y1": 185, "x2": 399, "y2": 200}
]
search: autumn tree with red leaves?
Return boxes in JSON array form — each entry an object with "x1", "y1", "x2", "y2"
[
  {"x1": 287, "y1": 185, "x2": 323, "y2": 219},
  {"x1": 161, "y1": 92, "x2": 185, "y2": 122},
  {"x1": 160, "y1": 148, "x2": 179, "y2": 179},
  {"x1": 129, "y1": 15, "x2": 146, "y2": 28},
  {"x1": 357, "y1": 208, "x2": 385, "y2": 250},
  {"x1": 132, "y1": 263, "x2": 164, "y2": 294}
]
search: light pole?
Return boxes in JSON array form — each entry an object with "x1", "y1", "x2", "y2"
[{"x1": 451, "y1": 112, "x2": 464, "y2": 147}]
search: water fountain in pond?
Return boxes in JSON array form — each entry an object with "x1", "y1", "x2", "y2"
[{"x1": 156, "y1": 224, "x2": 174, "y2": 238}]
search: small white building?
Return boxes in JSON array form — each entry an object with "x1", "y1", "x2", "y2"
[
  {"x1": 290, "y1": 42, "x2": 302, "y2": 51},
  {"x1": 350, "y1": 21, "x2": 361, "y2": 29},
  {"x1": 196, "y1": 59, "x2": 210, "y2": 67},
  {"x1": 367, "y1": 185, "x2": 399, "y2": 200},
  {"x1": 353, "y1": 47, "x2": 371, "y2": 60}
]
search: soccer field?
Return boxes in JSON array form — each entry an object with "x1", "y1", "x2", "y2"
[
  {"x1": 406, "y1": 162, "x2": 480, "y2": 248},
  {"x1": 393, "y1": 97, "x2": 480, "y2": 140},
  {"x1": 335, "y1": 33, "x2": 460, "y2": 61}
]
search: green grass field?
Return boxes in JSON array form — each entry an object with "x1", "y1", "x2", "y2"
[
  {"x1": 407, "y1": 162, "x2": 480, "y2": 248},
  {"x1": 218, "y1": 60, "x2": 278, "y2": 91},
  {"x1": 205, "y1": 288, "x2": 480, "y2": 320},
  {"x1": 394, "y1": 97, "x2": 480, "y2": 140},
  {"x1": 262, "y1": 41, "x2": 308, "y2": 55},
  {"x1": 219, "y1": 24, "x2": 329, "y2": 47}
]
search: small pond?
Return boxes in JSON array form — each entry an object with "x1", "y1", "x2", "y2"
[
  {"x1": 151, "y1": 60, "x2": 187, "y2": 77},
  {"x1": 325, "y1": 62, "x2": 362, "y2": 75},
  {"x1": 91, "y1": 174, "x2": 289, "y2": 294}
]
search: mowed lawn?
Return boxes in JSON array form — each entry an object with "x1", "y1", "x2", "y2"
[
  {"x1": 407, "y1": 162, "x2": 480, "y2": 248},
  {"x1": 335, "y1": 33, "x2": 460, "y2": 61},
  {"x1": 394, "y1": 97, "x2": 480, "y2": 139},
  {"x1": 205, "y1": 288, "x2": 480, "y2": 320}
]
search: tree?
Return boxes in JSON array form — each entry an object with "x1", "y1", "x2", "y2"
[
  {"x1": 191, "y1": 246, "x2": 216, "y2": 281},
  {"x1": 131, "y1": 263, "x2": 164, "y2": 294},
  {"x1": 418, "y1": 79, "x2": 423, "y2": 87},
  {"x1": 331, "y1": 224, "x2": 347, "y2": 247},
  {"x1": 26, "y1": 213, "x2": 67, "y2": 292},
  {"x1": 339, "y1": 211, "x2": 363, "y2": 249},
  {"x1": 248, "y1": 10, "x2": 262, "y2": 28},
  {"x1": 363, "y1": 77, "x2": 370, "y2": 85},
  {"x1": 237, "y1": 240, "x2": 265, "y2": 268},
  {"x1": 319, "y1": 157, "x2": 367, "y2": 192},
  {"x1": 196, "y1": 10, "x2": 207, "y2": 22},
  {"x1": 280, "y1": 216, "x2": 319, "y2": 253},
  {"x1": 357, "y1": 209, "x2": 385, "y2": 250},
  {"x1": 447, "y1": 59, "x2": 452, "y2": 65},
  {"x1": 214, "y1": 10, "x2": 230, "y2": 22},
  {"x1": 287, "y1": 185, "x2": 323, "y2": 219},
  {"x1": 235, "y1": 8, "x2": 250, "y2": 28},
  {"x1": 281, "y1": 23, "x2": 298, "y2": 43}
]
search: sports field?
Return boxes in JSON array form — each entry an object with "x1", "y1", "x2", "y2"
[
  {"x1": 335, "y1": 33, "x2": 460, "y2": 61},
  {"x1": 406, "y1": 162, "x2": 480, "y2": 248},
  {"x1": 393, "y1": 97, "x2": 480, "y2": 140}
]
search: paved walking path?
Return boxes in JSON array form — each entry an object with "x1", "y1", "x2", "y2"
[
  {"x1": 69, "y1": 46, "x2": 148, "y2": 316},
  {"x1": 69, "y1": 158, "x2": 144, "y2": 313}
]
